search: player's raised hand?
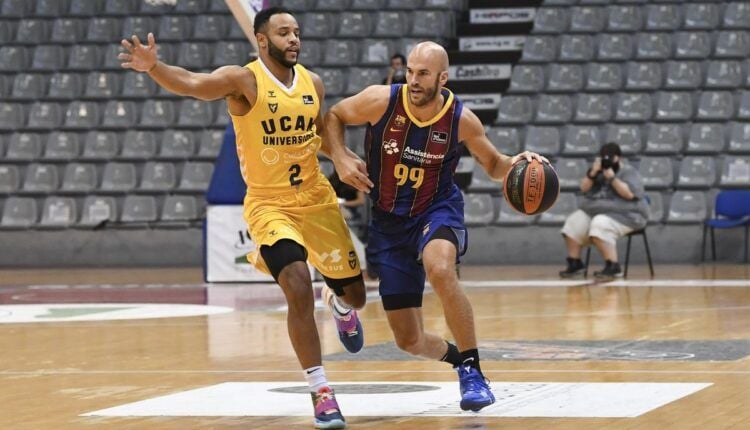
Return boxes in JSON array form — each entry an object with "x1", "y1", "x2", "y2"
[
  {"x1": 333, "y1": 150, "x2": 373, "y2": 194},
  {"x1": 119, "y1": 33, "x2": 158, "y2": 72},
  {"x1": 511, "y1": 150, "x2": 550, "y2": 166}
]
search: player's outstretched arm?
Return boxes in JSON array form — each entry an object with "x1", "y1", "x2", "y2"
[
  {"x1": 323, "y1": 85, "x2": 390, "y2": 193},
  {"x1": 119, "y1": 33, "x2": 248, "y2": 101},
  {"x1": 460, "y1": 108, "x2": 548, "y2": 181}
]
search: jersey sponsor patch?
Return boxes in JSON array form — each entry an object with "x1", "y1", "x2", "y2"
[
  {"x1": 302, "y1": 95, "x2": 315, "y2": 105},
  {"x1": 431, "y1": 131, "x2": 448, "y2": 144}
]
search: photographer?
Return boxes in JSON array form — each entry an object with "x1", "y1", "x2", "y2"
[
  {"x1": 383, "y1": 53, "x2": 406, "y2": 85},
  {"x1": 559, "y1": 143, "x2": 649, "y2": 280}
]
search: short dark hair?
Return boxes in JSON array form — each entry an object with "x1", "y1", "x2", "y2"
[
  {"x1": 391, "y1": 54, "x2": 406, "y2": 64},
  {"x1": 600, "y1": 142, "x2": 622, "y2": 157},
  {"x1": 254, "y1": 7, "x2": 294, "y2": 35}
]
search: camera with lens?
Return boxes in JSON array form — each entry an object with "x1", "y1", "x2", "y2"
[{"x1": 601, "y1": 155, "x2": 615, "y2": 169}]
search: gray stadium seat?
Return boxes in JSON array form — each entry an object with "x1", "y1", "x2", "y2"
[
  {"x1": 346, "y1": 68, "x2": 381, "y2": 95},
  {"x1": 45, "y1": 132, "x2": 79, "y2": 160},
  {"x1": 683, "y1": 3, "x2": 719, "y2": 30},
  {"x1": 122, "y1": 195, "x2": 158, "y2": 223},
  {"x1": 644, "y1": 192, "x2": 664, "y2": 224},
  {"x1": 615, "y1": 92, "x2": 652, "y2": 122},
  {"x1": 524, "y1": 126, "x2": 560, "y2": 156},
  {"x1": 508, "y1": 65, "x2": 544, "y2": 94},
  {"x1": 675, "y1": 32, "x2": 711, "y2": 59},
  {"x1": 213, "y1": 41, "x2": 252, "y2": 67},
  {"x1": 161, "y1": 195, "x2": 198, "y2": 223},
  {"x1": 79, "y1": 196, "x2": 117, "y2": 227},
  {"x1": 664, "y1": 61, "x2": 702, "y2": 90},
  {"x1": 105, "y1": 0, "x2": 138, "y2": 15},
  {"x1": 687, "y1": 124, "x2": 725, "y2": 154},
  {"x1": 569, "y1": 6, "x2": 605, "y2": 33},
  {"x1": 317, "y1": 68, "x2": 346, "y2": 96},
  {"x1": 559, "y1": 35, "x2": 594, "y2": 62},
  {"x1": 0, "y1": 46, "x2": 31, "y2": 72},
  {"x1": 532, "y1": 8, "x2": 569, "y2": 34},
  {"x1": 346, "y1": 126, "x2": 366, "y2": 157},
  {"x1": 412, "y1": 11, "x2": 452, "y2": 38},
  {"x1": 178, "y1": 100, "x2": 214, "y2": 128},
  {"x1": 6, "y1": 133, "x2": 42, "y2": 160},
  {"x1": 198, "y1": 129, "x2": 223, "y2": 158},
  {"x1": 1, "y1": 0, "x2": 33, "y2": 17},
  {"x1": 70, "y1": 0, "x2": 102, "y2": 16},
  {"x1": 209, "y1": 0, "x2": 229, "y2": 12},
  {"x1": 122, "y1": 72, "x2": 156, "y2": 98},
  {"x1": 31, "y1": 45, "x2": 65, "y2": 71},
  {"x1": 22, "y1": 163, "x2": 59, "y2": 193},
  {"x1": 101, "y1": 162, "x2": 137, "y2": 192},
  {"x1": 0, "y1": 75, "x2": 7, "y2": 99},
  {"x1": 495, "y1": 96, "x2": 533, "y2": 125},
  {"x1": 0, "y1": 165, "x2": 21, "y2": 193},
  {"x1": 87, "y1": 17, "x2": 120, "y2": 42},
  {"x1": 655, "y1": 92, "x2": 693, "y2": 121},
  {"x1": 36, "y1": 0, "x2": 66, "y2": 15},
  {"x1": 539, "y1": 192, "x2": 577, "y2": 225},
  {"x1": 715, "y1": 31, "x2": 750, "y2": 58},
  {"x1": 101, "y1": 44, "x2": 124, "y2": 70},
  {"x1": 297, "y1": 40, "x2": 321, "y2": 67},
  {"x1": 0, "y1": 21, "x2": 11, "y2": 45},
  {"x1": 11, "y1": 73, "x2": 47, "y2": 100},
  {"x1": 64, "y1": 101, "x2": 100, "y2": 129},
  {"x1": 729, "y1": 123, "x2": 750, "y2": 154},
  {"x1": 720, "y1": 156, "x2": 750, "y2": 186},
  {"x1": 48, "y1": 73, "x2": 83, "y2": 100},
  {"x1": 213, "y1": 100, "x2": 229, "y2": 127},
  {"x1": 61, "y1": 163, "x2": 97, "y2": 193},
  {"x1": 338, "y1": 12, "x2": 372, "y2": 38},
  {"x1": 140, "y1": 100, "x2": 175, "y2": 128},
  {"x1": 16, "y1": 19, "x2": 50, "y2": 45},
  {"x1": 302, "y1": 13, "x2": 336, "y2": 39},
  {"x1": 160, "y1": 130, "x2": 195, "y2": 159},
  {"x1": 585, "y1": 63, "x2": 622, "y2": 92},
  {"x1": 607, "y1": 5, "x2": 642, "y2": 32},
  {"x1": 468, "y1": 161, "x2": 496, "y2": 193},
  {"x1": 0, "y1": 102, "x2": 26, "y2": 130},
  {"x1": 67, "y1": 45, "x2": 100, "y2": 70},
  {"x1": 563, "y1": 125, "x2": 600, "y2": 155},
  {"x1": 360, "y1": 39, "x2": 394, "y2": 65},
  {"x1": 723, "y1": 2, "x2": 750, "y2": 29},
  {"x1": 122, "y1": 16, "x2": 154, "y2": 40},
  {"x1": 177, "y1": 42, "x2": 210, "y2": 69},
  {"x1": 351, "y1": 0, "x2": 386, "y2": 10},
  {"x1": 597, "y1": 34, "x2": 633, "y2": 61},
  {"x1": 274, "y1": 0, "x2": 314, "y2": 9},
  {"x1": 521, "y1": 36, "x2": 557, "y2": 64},
  {"x1": 667, "y1": 191, "x2": 707, "y2": 223},
  {"x1": 179, "y1": 162, "x2": 214, "y2": 191},
  {"x1": 319, "y1": 160, "x2": 334, "y2": 178},
  {"x1": 645, "y1": 4, "x2": 680, "y2": 31},
  {"x1": 535, "y1": 95, "x2": 572, "y2": 124},
  {"x1": 140, "y1": 162, "x2": 176, "y2": 191},
  {"x1": 193, "y1": 15, "x2": 226, "y2": 40},
  {"x1": 625, "y1": 62, "x2": 661, "y2": 90},
  {"x1": 82, "y1": 131, "x2": 119, "y2": 160},
  {"x1": 739, "y1": 92, "x2": 750, "y2": 120},
  {"x1": 51, "y1": 18, "x2": 86, "y2": 44},
  {"x1": 323, "y1": 40, "x2": 358, "y2": 66},
  {"x1": 84, "y1": 72, "x2": 121, "y2": 99},
  {"x1": 645, "y1": 123, "x2": 684, "y2": 154},
  {"x1": 486, "y1": 127, "x2": 521, "y2": 155},
  {"x1": 27, "y1": 102, "x2": 64, "y2": 130},
  {"x1": 555, "y1": 158, "x2": 588, "y2": 190},
  {"x1": 464, "y1": 194, "x2": 495, "y2": 226},
  {"x1": 705, "y1": 61, "x2": 743, "y2": 89},
  {"x1": 101, "y1": 101, "x2": 136, "y2": 130},
  {"x1": 374, "y1": 12, "x2": 407, "y2": 38},
  {"x1": 606, "y1": 124, "x2": 642, "y2": 154},
  {"x1": 697, "y1": 91, "x2": 734, "y2": 120},
  {"x1": 677, "y1": 156, "x2": 717, "y2": 188},
  {"x1": 226, "y1": 20, "x2": 246, "y2": 40},
  {"x1": 39, "y1": 197, "x2": 77, "y2": 228},
  {"x1": 574, "y1": 93, "x2": 612, "y2": 123},
  {"x1": 121, "y1": 130, "x2": 157, "y2": 160},
  {"x1": 495, "y1": 198, "x2": 536, "y2": 225},
  {"x1": 635, "y1": 33, "x2": 671, "y2": 60},
  {"x1": 547, "y1": 64, "x2": 583, "y2": 93},
  {"x1": 638, "y1": 156, "x2": 674, "y2": 189},
  {"x1": 158, "y1": 16, "x2": 191, "y2": 41},
  {"x1": 174, "y1": 0, "x2": 208, "y2": 13},
  {"x1": 319, "y1": 0, "x2": 352, "y2": 10},
  {"x1": 1, "y1": 197, "x2": 38, "y2": 229}
]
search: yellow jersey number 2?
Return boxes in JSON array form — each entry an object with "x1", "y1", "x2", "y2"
[{"x1": 394, "y1": 163, "x2": 424, "y2": 189}]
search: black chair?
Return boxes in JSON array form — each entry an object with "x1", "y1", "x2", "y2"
[{"x1": 583, "y1": 227, "x2": 655, "y2": 278}]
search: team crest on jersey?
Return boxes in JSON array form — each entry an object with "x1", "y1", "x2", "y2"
[
  {"x1": 383, "y1": 139, "x2": 400, "y2": 155},
  {"x1": 268, "y1": 103, "x2": 278, "y2": 113},
  {"x1": 431, "y1": 131, "x2": 448, "y2": 144},
  {"x1": 394, "y1": 115, "x2": 407, "y2": 127},
  {"x1": 302, "y1": 95, "x2": 314, "y2": 105}
]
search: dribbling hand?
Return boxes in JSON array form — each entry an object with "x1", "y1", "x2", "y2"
[
  {"x1": 510, "y1": 150, "x2": 549, "y2": 166},
  {"x1": 119, "y1": 33, "x2": 158, "y2": 73}
]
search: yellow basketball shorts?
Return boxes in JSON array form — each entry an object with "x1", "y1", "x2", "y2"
[{"x1": 244, "y1": 176, "x2": 361, "y2": 280}]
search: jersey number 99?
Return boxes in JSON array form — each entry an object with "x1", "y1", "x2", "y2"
[{"x1": 394, "y1": 163, "x2": 424, "y2": 189}]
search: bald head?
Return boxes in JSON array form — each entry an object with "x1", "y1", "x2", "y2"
[{"x1": 408, "y1": 41, "x2": 449, "y2": 72}]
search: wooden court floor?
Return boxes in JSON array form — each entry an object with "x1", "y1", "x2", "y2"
[{"x1": 0, "y1": 265, "x2": 748, "y2": 429}]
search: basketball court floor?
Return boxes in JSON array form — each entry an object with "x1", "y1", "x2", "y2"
[{"x1": 1, "y1": 265, "x2": 748, "y2": 429}]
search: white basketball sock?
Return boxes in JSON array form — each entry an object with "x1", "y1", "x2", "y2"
[{"x1": 304, "y1": 366, "x2": 328, "y2": 392}]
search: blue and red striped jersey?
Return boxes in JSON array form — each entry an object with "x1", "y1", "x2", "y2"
[{"x1": 365, "y1": 84, "x2": 464, "y2": 218}]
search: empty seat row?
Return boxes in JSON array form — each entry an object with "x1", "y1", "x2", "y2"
[
  {"x1": 532, "y1": 3, "x2": 750, "y2": 34},
  {"x1": 496, "y1": 91, "x2": 750, "y2": 125},
  {"x1": 487, "y1": 123, "x2": 750, "y2": 157},
  {"x1": 0, "y1": 99, "x2": 228, "y2": 130},
  {"x1": 270, "y1": 0, "x2": 462, "y2": 12},
  {"x1": 0, "y1": 0, "x2": 228, "y2": 18},
  {"x1": 522, "y1": 31, "x2": 750, "y2": 63},
  {"x1": 0, "y1": 194, "x2": 205, "y2": 229},
  {"x1": 0, "y1": 129, "x2": 223, "y2": 161},
  {"x1": 0, "y1": 161, "x2": 214, "y2": 194},
  {"x1": 509, "y1": 61, "x2": 750, "y2": 94}
]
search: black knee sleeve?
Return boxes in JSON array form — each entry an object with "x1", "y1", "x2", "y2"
[
  {"x1": 427, "y1": 225, "x2": 459, "y2": 250},
  {"x1": 322, "y1": 273, "x2": 364, "y2": 296},
  {"x1": 382, "y1": 293, "x2": 423, "y2": 310},
  {"x1": 259, "y1": 239, "x2": 307, "y2": 282}
]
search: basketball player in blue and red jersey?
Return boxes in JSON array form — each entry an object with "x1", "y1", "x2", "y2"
[
  {"x1": 120, "y1": 7, "x2": 365, "y2": 428},
  {"x1": 324, "y1": 42, "x2": 548, "y2": 411}
]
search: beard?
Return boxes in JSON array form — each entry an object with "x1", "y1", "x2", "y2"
[
  {"x1": 409, "y1": 76, "x2": 441, "y2": 107},
  {"x1": 267, "y1": 39, "x2": 297, "y2": 68}
]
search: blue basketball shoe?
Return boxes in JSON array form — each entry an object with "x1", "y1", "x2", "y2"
[
  {"x1": 457, "y1": 365, "x2": 496, "y2": 412},
  {"x1": 323, "y1": 286, "x2": 364, "y2": 353},
  {"x1": 311, "y1": 386, "x2": 346, "y2": 429}
]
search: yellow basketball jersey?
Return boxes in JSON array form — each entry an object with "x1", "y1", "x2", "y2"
[{"x1": 231, "y1": 60, "x2": 322, "y2": 196}]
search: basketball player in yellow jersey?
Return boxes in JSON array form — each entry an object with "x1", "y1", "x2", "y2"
[{"x1": 120, "y1": 7, "x2": 364, "y2": 429}]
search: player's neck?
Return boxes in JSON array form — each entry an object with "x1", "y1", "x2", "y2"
[
  {"x1": 407, "y1": 93, "x2": 446, "y2": 122},
  {"x1": 259, "y1": 55, "x2": 295, "y2": 88}
]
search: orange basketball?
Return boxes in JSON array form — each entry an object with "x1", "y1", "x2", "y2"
[{"x1": 503, "y1": 159, "x2": 560, "y2": 215}]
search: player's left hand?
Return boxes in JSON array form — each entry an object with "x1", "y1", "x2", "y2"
[
  {"x1": 603, "y1": 168, "x2": 616, "y2": 180},
  {"x1": 511, "y1": 151, "x2": 549, "y2": 166},
  {"x1": 333, "y1": 150, "x2": 373, "y2": 194}
]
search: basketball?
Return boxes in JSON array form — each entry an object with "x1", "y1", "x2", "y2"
[{"x1": 503, "y1": 159, "x2": 560, "y2": 215}]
